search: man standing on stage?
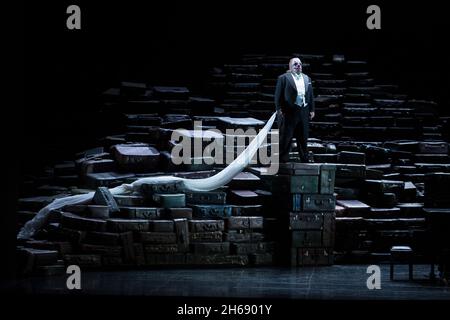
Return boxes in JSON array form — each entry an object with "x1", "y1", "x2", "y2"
[{"x1": 274, "y1": 57, "x2": 315, "y2": 163}]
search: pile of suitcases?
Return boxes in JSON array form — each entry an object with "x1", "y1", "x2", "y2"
[
  {"x1": 16, "y1": 52, "x2": 450, "y2": 274},
  {"x1": 257, "y1": 163, "x2": 337, "y2": 266},
  {"x1": 17, "y1": 173, "x2": 278, "y2": 274}
]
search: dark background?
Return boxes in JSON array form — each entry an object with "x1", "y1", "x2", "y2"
[
  {"x1": 4, "y1": 0, "x2": 449, "y2": 279},
  {"x1": 22, "y1": 1, "x2": 449, "y2": 165}
]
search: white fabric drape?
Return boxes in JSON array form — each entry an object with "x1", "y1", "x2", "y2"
[{"x1": 17, "y1": 112, "x2": 277, "y2": 240}]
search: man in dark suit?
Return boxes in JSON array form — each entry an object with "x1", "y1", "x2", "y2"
[{"x1": 274, "y1": 57, "x2": 315, "y2": 163}]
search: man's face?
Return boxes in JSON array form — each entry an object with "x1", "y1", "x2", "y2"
[{"x1": 291, "y1": 59, "x2": 302, "y2": 74}]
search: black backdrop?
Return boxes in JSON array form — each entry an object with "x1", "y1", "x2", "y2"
[
  {"x1": 4, "y1": 0, "x2": 449, "y2": 278},
  {"x1": 22, "y1": 1, "x2": 449, "y2": 166},
  {"x1": 24, "y1": 1, "x2": 450, "y2": 88}
]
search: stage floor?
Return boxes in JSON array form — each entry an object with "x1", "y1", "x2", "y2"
[{"x1": 2, "y1": 264, "x2": 449, "y2": 300}]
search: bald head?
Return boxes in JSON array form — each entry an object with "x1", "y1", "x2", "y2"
[{"x1": 289, "y1": 57, "x2": 302, "y2": 74}]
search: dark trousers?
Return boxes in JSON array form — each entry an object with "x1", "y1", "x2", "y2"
[{"x1": 278, "y1": 107, "x2": 309, "y2": 163}]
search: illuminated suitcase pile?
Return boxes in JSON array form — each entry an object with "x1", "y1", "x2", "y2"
[{"x1": 16, "y1": 53, "x2": 450, "y2": 275}]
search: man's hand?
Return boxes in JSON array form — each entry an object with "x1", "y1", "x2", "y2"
[
  {"x1": 310, "y1": 111, "x2": 315, "y2": 120},
  {"x1": 277, "y1": 109, "x2": 284, "y2": 117}
]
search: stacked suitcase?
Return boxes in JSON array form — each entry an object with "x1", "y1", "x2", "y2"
[{"x1": 259, "y1": 163, "x2": 337, "y2": 266}]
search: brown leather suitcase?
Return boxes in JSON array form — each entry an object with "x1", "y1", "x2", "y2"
[
  {"x1": 149, "y1": 220, "x2": 174, "y2": 232},
  {"x1": 291, "y1": 230, "x2": 323, "y2": 247},
  {"x1": 189, "y1": 220, "x2": 225, "y2": 233},
  {"x1": 226, "y1": 216, "x2": 264, "y2": 230},
  {"x1": 107, "y1": 219, "x2": 150, "y2": 233},
  {"x1": 61, "y1": 212, "x2": 107, "y2": 232},
  {"x1": 336, "y1": 200, "x2": 371, "y2": 217},
  {"x1": 112, "y1": 143, "x2": 160, "y2": 172},
  {"x1": 191, "y1": 242, "x2": 230, "y2": 255},
  {"x1": 228, "y1": 190, "x2": 261, "y2": 205},
  {"x1": 296, "y1": 247, "x2": 334, "y2": 266},
  {"x1": 189, "y1": 231, "x2": 223, "y2": 243},
  {"x1": 137, "y1": 232, "x2": 177, "y2": 244},
  {"x1": 290, "y1": 212, "x2": 325, "y2": 230}
]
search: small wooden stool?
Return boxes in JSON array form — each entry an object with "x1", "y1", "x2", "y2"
[{"x1": 390, "y1": 246, "x2": 414, "y2": 280}]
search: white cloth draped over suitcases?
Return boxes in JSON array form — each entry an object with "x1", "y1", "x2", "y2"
[{"x1": 17, "y1": 112, "x2": 277, "y2": 240}]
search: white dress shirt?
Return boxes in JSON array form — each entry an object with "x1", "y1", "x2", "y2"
[
  {"x1": 291, "y1": 72, "x2": 305, "y2": 94},
  {"x1": 291, "y1": 72, "x2": 307, "y2": 107}
]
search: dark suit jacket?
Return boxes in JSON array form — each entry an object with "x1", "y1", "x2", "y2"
[{"x1": 274, "y1": 72, "x2": 315, "y2": 114}]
